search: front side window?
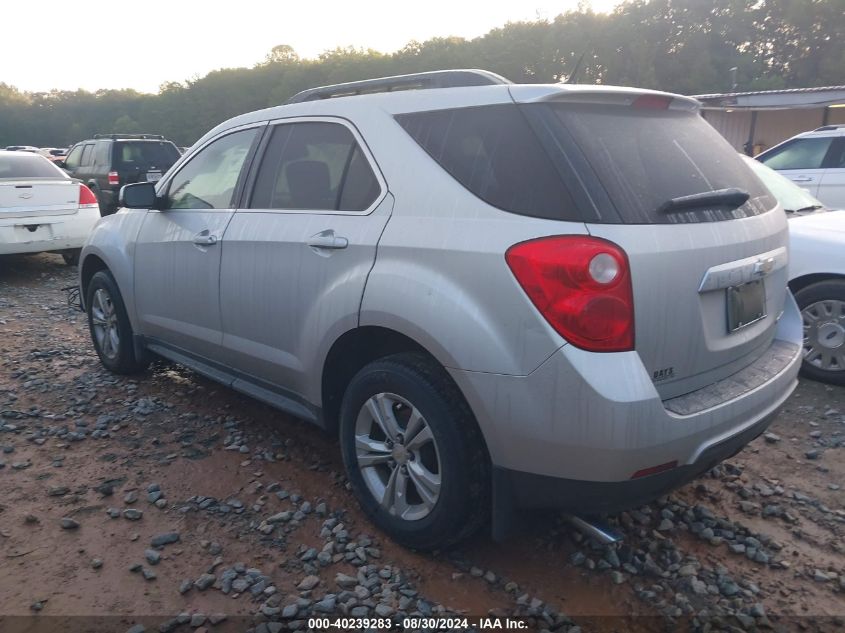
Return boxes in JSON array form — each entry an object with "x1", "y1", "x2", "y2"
[
  {"x1": 760, "y1": 137, "x2": 833, "y2": 171},
  {"x1": 249, "y1": 122, "x2": 380, "y2": 211},
  {"x1": 166, "y1": 129, "x2": 257, "y2": 210}
]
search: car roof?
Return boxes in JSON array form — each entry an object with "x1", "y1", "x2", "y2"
[{"x1": 194, "y1": 76, "x2": 696, "y2": 150}]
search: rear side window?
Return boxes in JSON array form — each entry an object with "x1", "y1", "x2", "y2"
[
  {"x1": 759, "y1": 137, "x2": 833, "y2": 171},
  {"x1": 64, "y1": 145, "x2": 83, "y2": 170},
  {"x1": 396, "y1": 105, "x2": 578, "y2": 221},
  {"x1": 116, "y1": 141, "x2": 181, "y2": 170},
  {"x1": 248, "y1": 122, "x2": 380, "y2": 211}
]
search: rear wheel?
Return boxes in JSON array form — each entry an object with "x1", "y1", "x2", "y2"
[
  {"x1": 339, "y1": 353, "x2": 489, "y2": 550},
  {"x1": 795, "y1": 279, "x2": 845, "y2": 386},
  {"x1": 86, "y1": 270, "x2": 148, "y2": 374}
]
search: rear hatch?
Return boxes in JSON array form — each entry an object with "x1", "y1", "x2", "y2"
[
  {"x1": 114, "y1": 140, "x2": 181, "y2": 187},
  {"x1": 512, "y1": 87, "x2": 785, "y2": 399}
]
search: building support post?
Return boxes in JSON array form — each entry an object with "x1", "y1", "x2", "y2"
[{"x1": 744, "y1": 110, "x2": 758, "y2": 156}]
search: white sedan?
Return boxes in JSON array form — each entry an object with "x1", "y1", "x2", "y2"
[
  {"x1": 744, "y1": 155, "x2": 845, "y2": 386},
  {"x1": 0, "y1": 150, "x2": 100, "y2": 265}
]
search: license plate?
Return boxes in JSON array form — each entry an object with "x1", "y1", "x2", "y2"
[
  {"x1": 145, "y1": 171, "x2": 162, "y2": 183},
  {"x1": 726, "y1": 280, "x2": 766, "y2": 332}
]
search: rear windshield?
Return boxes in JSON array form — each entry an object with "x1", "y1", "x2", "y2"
[
  {"x1": 0, "y1": 153, "x2": 68, "y2": 180},
  {"x1": 397, "y1": 102, "x2": 774, "y2": 224},
  {"x1": 115, "y1": 141, "x2": 181, "y2": 170}
]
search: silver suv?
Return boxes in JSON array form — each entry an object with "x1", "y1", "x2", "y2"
[{"x1": 78, "y1": 70, "x2": 802, "y2": 549}]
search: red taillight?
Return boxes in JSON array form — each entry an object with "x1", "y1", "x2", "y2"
[
  {"x1": 632, "y1": 94, "x2": 672, "y2": 110},
  {"x1": 505, "y1": 236, "x2": 635, "y2": 352},
  {"x1": 108, "y1": 171, "x2": 120, "y2": 186},
  {"x1": 78, "y1": 184, "x2": 98, "y2": 207}
]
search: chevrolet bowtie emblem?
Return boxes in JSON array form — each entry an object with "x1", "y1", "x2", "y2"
[{"x1": 18, "y1": 191, "x2": 33, "y2": 199}]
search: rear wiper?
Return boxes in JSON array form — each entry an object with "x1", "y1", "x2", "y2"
[{"x1": 658, "y1": 188, "x2": 750, "y2": 215}]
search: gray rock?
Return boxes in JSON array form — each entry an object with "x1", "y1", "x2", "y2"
[
  {"x1": 375, "y1": 603, "x2": 395, "y2": 617},
  {"x1": 91, "y1": 558, "x2": 103, "y2": 569},
  {"x1": 189, "y1": 613, "x2": 205, "y2": 627},
  {"x1": 336, "y1": 573, "x2": 357, "y2": 589},
  {"x1": 60, "y1": 517, "x2": 79, "y2": 530},
  {"x1": 151, "y1": 532, "x2": 180, "y2": 547},
  {"x1": 298, "y1": 575, "x2": 320, "y2": 591},
  {"x1": 194, "y1": 573, "x2": 216, "y2": 590},
  {"x1": 126, "y1": 626, "x2": 146, "y2": 633},
  {"x1": 314, "y1": 596, "x2": 337, "y2": 612},
  {"x1": 178, "y1": 579, "x2": 192, "y2": 594},
  {"x1": 123, "y1": 509, "x2": 143, "y2": 521},
  {"x1": 805, "y1": 449, "x2": 822, "y2": 460},
  {"x1": 142, "y1": 567, "x2": 157, "y2": 581},
  {"x1": 124, "y1": 491, "x2": 138, "y2": 504},
  {"x1": 610, "y1": 571, "x2": 626, "y2": 584},
  {"x1": 282, "y1": 603, "x2": 299, "y2": 618},
  {"x1": 144, "y1": 549, "x2": 161, "y2": 565},
  {"x1": 763, "y1": 433, "x2": 781, "y2": 443}
]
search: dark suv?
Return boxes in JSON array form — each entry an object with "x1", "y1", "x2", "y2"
[{"x1": 61, "y1": 134, "x2": 181, "y2": 215}]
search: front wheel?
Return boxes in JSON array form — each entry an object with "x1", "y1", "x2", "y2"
[
  {"x1": 795, "y1": 279, "x2": 845, "y2": 386},
  {"x1": 339, "y1": 353, "x2": 489, "y2": 550},
  {"x1": 86, "y1": 270, "x2": 148, "y2": 374}
]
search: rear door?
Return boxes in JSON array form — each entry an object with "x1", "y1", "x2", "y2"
[
  {"x1": 219, "y1": 118, "x2": 390, "y2": 400},
  {"x1": 757, "y1": 135, "x2": 836, "y2": 197},
  {"x1": 133, "y1": 126, "x2": 262, "y2": 360},
  {"x1": 816, "y1": 137, "x2": 845, "y2": 209}
]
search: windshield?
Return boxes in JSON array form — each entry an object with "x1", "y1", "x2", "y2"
[{"x1": 743, "y1": 155, "x2": 826, "y2": 214}]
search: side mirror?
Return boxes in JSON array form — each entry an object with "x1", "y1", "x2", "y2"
[{"x1": 120, "y1": 182, "x2": 159, "y2": 209}]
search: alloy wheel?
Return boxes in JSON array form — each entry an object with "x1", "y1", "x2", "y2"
[
  {"x1": 802, "y1": 299, "x2": 845, "y2": 372},
  {"x1": 91, "y1": 287, "x2": 120, "y2": 360},
  {"x1": 354, "y1": 392, "x2": 442, "y2": 521}
]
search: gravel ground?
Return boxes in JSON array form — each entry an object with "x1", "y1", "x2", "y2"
[{"x1": 1, "y1": 253, "x2": 844, "y2": 633}]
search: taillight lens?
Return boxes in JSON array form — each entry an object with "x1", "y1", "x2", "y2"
[
  {"x1": 108, "y1": 171, "x2": 120, "y2": 186},
  {"x1": 505, "y1": 235, "x2": 635, "y2": 352},
  {"x1": 78, "y1": 184, "x2": 99, "y2": 207}
]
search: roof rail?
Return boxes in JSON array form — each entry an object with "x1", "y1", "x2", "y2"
[
  {"x1": 286, "y1": 69, "x2": 511, "y2": 104},
  {"x1": 92, "y1": 133, "x2": 166, "y2": 140},
  {"x1": 814, "y1": 124, "x2": 845, "y2": 132}
]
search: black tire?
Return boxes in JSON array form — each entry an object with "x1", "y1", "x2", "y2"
[
  {"x1": 339, "y1": 352, "x2": 489, "y2": 550},
  {"x1": 61, "y1": 250, "x2": 80, "y2": 266},
  {"x1": 86, "y1": 270, "x2": 149, "y2": 374},
  {"x1": 794, "y1": 279, "x2": 845, "y2": 386}
]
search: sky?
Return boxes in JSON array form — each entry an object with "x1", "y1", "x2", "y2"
[{"x1": 5, "y1": 0, "x2": 620, "y2": 94}]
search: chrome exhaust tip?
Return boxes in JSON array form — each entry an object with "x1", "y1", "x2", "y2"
[{"x1": 565, "y1": 515, "x2": 623, "y2": 545}]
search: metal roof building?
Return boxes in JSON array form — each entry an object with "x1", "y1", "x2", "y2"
[{"x1": 694, "y1": 86, "x2": 845, "y2": 154}]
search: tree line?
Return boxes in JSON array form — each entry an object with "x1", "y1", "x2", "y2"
[{"x1": 1, "y1": 0, "x2": 842, "y2": 148}]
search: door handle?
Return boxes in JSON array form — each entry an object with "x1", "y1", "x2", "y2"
[
  {"x1": 306, "y1": 231, "x2": 348, "y2": 250},
  {"x1": 789, "y1": 176, "x2": 814, "y2": 183},
  {"x1": 193, "y1": 232, "x2": 218, "y2": 246}
]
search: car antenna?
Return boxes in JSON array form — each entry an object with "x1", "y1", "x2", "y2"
[{"x1": 564, "y1": 52, "x2": 586, "y2": 84}]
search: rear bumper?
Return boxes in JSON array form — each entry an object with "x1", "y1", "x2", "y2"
[
  {"x1": 449, "y1": 290, "x2": 802, "y2": 511},
  {"x1": 0, "y1": 208, "x2": 99, "y2": 255},
  {"x1": 493, "y1": 394, "x2": 782, "y2": 515}
]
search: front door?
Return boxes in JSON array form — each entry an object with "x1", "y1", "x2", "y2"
[
  {"x1": 134, "y1": 126, "x2": 262, "y2": 360},
  {"x1": 219, "y1": 119, "x2": 390, "y2": 400}
]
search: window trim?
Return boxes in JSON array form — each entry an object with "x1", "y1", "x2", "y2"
[
  {"x1": 154, "y1": 122, "x2": 268, "y2": 213},
  {"x1": 239, "y1": 115, "x2": 387, "y2": 216}
]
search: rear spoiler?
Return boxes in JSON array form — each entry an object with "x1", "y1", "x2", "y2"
[{"x1": 508, "y1": 84, "x2": 700, "y2": 112}]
